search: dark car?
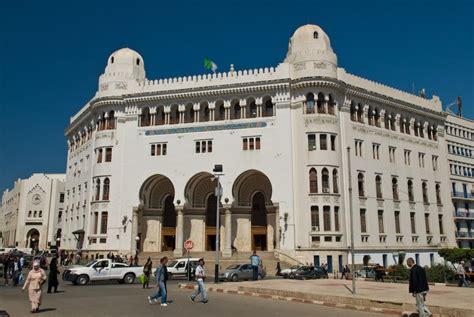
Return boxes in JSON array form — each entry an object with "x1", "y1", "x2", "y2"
[{"x1": 291, "y1": 266, "x2": 325, "y2": 280}]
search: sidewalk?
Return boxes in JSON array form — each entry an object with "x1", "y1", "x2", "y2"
[{"x1": 179, "y1": 279, "x2": 474, "y2": 317}]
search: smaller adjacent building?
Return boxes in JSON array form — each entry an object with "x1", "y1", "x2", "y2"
[
  {"x1": 0, "y1": 173, "x2": 65, "y2": 251},
  {"x1": 446, "y1": 113, "x2": 474, "y2": 248}
]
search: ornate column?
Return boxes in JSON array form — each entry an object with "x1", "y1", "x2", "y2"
[
  {"x1": 324, "y1": 95, "x2": 329, "y2": 113},
  {"x1": 193, "y1": 102, "x2": 200, "y2": 122},
  {"x1": 240, "y1": 98, "x2": 247, "y2": 119},
  {"x1": 256, "y1": 97, "x2": 263, "y2": 117},
  {"x1": 274, "y1": 204, "x2": 280, "y2": 250},
  {"x1": 174, "y1": 207, "x2": 184, "y2": 256},
  {"x1": 362, "y1": 104, "x2": 369, "y2": 124},
  {"x1": 223, "y1": 206, "x2": 232, "y2": 257},
  {"x1": 395, "y1": 114, "x2": 401, "y2": 132},
  {"x1": 150, "y1": 108, "x2": 157, "y2": 126},
  {"x1": 131, "y1": 207, "x2": 140, "y2": 255},
  {"x1": 224, "y1": 100, "x2": 231, "y2": 120}
]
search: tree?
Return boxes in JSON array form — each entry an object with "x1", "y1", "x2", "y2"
[{"x1": 438, "y1": 248, "x2": 474, "y2": 264}]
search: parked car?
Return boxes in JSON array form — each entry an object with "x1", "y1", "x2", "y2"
[
  {"x1": 280, "y1": 265, "x2": 303, "y2": 278},
  {"x1": 355, "y1": 267, "x2": 377, "y2": 278},
  {"x1": 219, "y1": 264, "x2": 266, "y2": 282},
  {"x1": 166, "y1": 258, "x2": 200, "y2": 279},
  {"x1": 62, "y1": 259, "x2": 143, "y2": 285},
  {"x1": 288, "y1": 266, "x2": 313, "y2": 279},
  {"x1": 293, "y1": 266, "x2": 325, "y2": 280}
]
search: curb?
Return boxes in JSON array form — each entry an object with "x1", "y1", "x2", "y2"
[{"x1": 178, "y1": 283, "x2": 425, "y2": 316}]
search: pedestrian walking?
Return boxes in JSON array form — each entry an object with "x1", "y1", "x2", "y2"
[
  {"x1": 3, "y1": 256, "x2": 10, "y2": 286},
  {"x1": 47, "y1": 257, "x2": 60, "y2": 293},
  {"x1": 407, "y1": 257, "x2": 432, "y2": 317},
  {"x1": 143, "y1": 257, "x2": 153, "y2": 289},
  {"x1": 457, "y1": 261, "x2": 469, "y2": 287},
  {"x1": 148, "y1": 257, "x2": 168, "y2": 307},
  {"x1": 250, "y1": 251, "x2": 260, "y2": 281},
  {"x1": 22, "y1": 261, "x2": 47, "y2": 313},
  {"x1": 275, "y1": 262, "x2": 281, "y2": 276},
  {"x1": 190, "y1": 258, "x2": 208, "y2": 303}
]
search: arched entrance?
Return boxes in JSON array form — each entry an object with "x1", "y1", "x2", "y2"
[
  {"x1": 184, "y1": 172, "x2": 220, "y2": 251},
  {"x1": 232, "y1": 170, "x2": 274, "y2": 251},
  {"x1": 251, "y1": 192, "x2": 267, "y2": 251},
  {"x1": 26, "y1": 228, "x2": 40, "y2": 250},
  {"x1": 138, "y1": 174, "x2": 175, "y2": 252}
]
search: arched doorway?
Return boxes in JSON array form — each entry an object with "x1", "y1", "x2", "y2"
[
  {"x1": 184, "y1": 172, "x2": 220, "y2": 251},
  {"x1": 138, "y1": 174, "x2": 175, "y2": 252},
  {"x1": 251, "y1": 192, "x2": 267, "y2": 251},
  {"x1": 162, "y1": 195, "x2": 176, "y2": 251},
  {"x1": 232, "y1": 170, "x2": 274, "y2": 251},
  {"x1": 26, "y1": 228, "x2": 40, "y2": 250}
]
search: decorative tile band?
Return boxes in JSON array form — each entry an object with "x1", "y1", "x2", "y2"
[{"x1": 144, "y1": 121, "x2": 268, "y2": 136}]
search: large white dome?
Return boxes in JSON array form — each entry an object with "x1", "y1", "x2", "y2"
[
  {"x1": 107, "y1": 48, "x2": 145, "y2": 68},
  {"x1": 285, "y1": 24, "x2": 338, "y2": 78}
]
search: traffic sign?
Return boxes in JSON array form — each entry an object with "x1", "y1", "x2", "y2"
[{"x1": 184, "y1": 239, "x2": 193, "y2": 250}]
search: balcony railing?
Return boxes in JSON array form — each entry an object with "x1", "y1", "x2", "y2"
[
  {"x1": 455, "y1": 232, "x2": 473, "y2": 238},
  {"x1": 454, "y1": 211, "x2": 474, "y2": 218},
  {"x1": 452, "y1": 191, "x2": 474, "y2": 199}
]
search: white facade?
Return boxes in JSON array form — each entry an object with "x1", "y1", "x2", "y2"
[
  {"x1": 0, "y1": 173, "x2": 65, "y2": 250},
  {"x1": 445, "y1": 114, "x2": 474, "y2": 249},
  {"x1": 60, "y1": 24, "x2": 457, "y2": 271}
]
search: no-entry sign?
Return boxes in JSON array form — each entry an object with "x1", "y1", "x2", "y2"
[{"x1": 184, "y1": 239, "x2": 193, "y2": 251}]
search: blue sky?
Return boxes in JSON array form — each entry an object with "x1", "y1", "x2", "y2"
[{"x1": 0, "y1": 0, "x2": 473, "y2": 193}]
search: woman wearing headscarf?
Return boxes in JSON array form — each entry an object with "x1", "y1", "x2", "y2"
[
  {"x1": 22, "y1": 260, "x2": 47, "y2": 313},
  {"x1": 143, "y1": 257, "x2": 153, "y2": 289},
  {"x1": 47, "y1": 257, "x2": 60, "y2": 293}
]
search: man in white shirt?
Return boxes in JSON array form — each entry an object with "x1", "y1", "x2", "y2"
[{"x1": 190, "y1": 258, "x2": 208, "y2": 303}]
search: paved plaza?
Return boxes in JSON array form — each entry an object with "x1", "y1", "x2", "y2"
[{"x1": 0, "y1": 280, "x2": 386, "y2": 317}]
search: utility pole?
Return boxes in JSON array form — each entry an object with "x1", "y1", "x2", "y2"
[
  {"x1": 213, "y1": 164, "x2": 223, "y2": 283},
  {"x1": 347, "y1": 147, "x2": 356, "y2": 294}
]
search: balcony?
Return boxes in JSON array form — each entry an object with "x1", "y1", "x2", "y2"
[
  {"x1": 455, "y1": 232, "x2": 474, "y2": 239},
  {"x1": 453, "y1": 211, "x2": 474, "y2": 219},
  {"x1": 452, "y1": 191, "x2": 474, "y2": 200}
]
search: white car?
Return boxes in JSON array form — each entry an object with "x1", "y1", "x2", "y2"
[
  {"x1": 166, "y1": 258, "x2": 200, "y2": 279},
  {"x1": 280, "y1": 265, "x2": 303, "y2": 278},
  {"x1": 63, "y1": 259, "x2": 143, "y2": 285}
]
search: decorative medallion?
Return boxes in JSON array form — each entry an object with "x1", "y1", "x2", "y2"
[{"x1": 32, "y1": 194, "x2": 42, "y2": 205}]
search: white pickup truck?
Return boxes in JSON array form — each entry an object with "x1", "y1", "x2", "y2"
[{"x1": 63, "y1": 259, "x2": 143, "y2": 285}]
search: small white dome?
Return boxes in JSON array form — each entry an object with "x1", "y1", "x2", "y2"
[
  {"x1": 108, "y1": 48, "x2": 144, "y2": 68},
  {"x1": 285, "y1": 24, "x2": 337, "y2": 67}
]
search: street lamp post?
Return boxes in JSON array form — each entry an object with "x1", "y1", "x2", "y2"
[
  {"x1": 213, "y1": 164, "x2": 224, "y2": 284},
  {"x1": 347, "y1": 147, "x2": 356, "y2": 294}
]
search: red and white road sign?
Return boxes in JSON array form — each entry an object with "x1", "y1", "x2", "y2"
[{"x1": 184, "y1": 240, "x2": 193, "y2": 251}]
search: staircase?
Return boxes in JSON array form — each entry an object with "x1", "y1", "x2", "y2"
[{"x1": 138, "y1": 251, "x2": 291, "y2": 277}]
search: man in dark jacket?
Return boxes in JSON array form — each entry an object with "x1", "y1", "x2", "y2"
[{"x1": 407, "y1": 257, "x2": 432, "y2": 317}]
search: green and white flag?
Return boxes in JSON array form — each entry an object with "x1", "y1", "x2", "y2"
[{"x1": 204, "y1": 57, "x2": 218, "y2": 73}]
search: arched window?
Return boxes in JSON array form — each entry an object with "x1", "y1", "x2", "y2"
[
  {"x1": 107, "y1": 110, "x2": 115, "y2": 129},
  {"x1": 350, "y1": 102, "x2": 357, "y2": 121},
  {"x1": 422, "y1": 182, "x2": 428, "y2": 204},
  {"x1": 322, "y1": 168, "x2": 329, "y2": 192},
  {"x1": 169, "y1": 106, "x2": 180, "y2": 124},
  {"x1": 327, "y1": 94, "x2": 335, "y2": 115},
  {"x1": 332, "y1": 169, "x2": 339, "y2": 193},
  {"x1": 432, "y1": 125, "x2": 438, "y2": 141},
  {"x1": 390, "y1": 114, "x2": 396, "y2": 131},
  {"x1": 408, "y1": 180, "x2": 414, "y2": 202},
  {"x1": 34, "y1": 210, "x2": 37, "y2": 217},
  {"x1": 186, "y1": 105, "x2": 194, "y2": 123},
  {"x1": 399, "y1": 116, "x2": 405, "y2": 134},
  {"x1": 374, "y1": 108, "x2": 380, "y2": 127},
  {"x1": 305, "y1": 93, "x2": 315, "y2": 114},
  {"x1": 95, "y1": 179, "x2": 101, "y2": 201},
  {"x1": 313, "y1": 31, "x2": 318, "y2": 39},
  {"x1": 28, "y1": 210, "x2": 32, "y2": 217},
  {"x1": 357, "y1": 103, "x2": 364, "y2": 123},
  {"x1": 309, "y1": 168, "x2": 318, "y2": 193},
  {"x1": 136, "y1": 58, "x2": 140, "y2": 66},
  {"x1": 263, "y1": 99, "x2": 274, "y2": 117},
  {"x1": 102, "y1": 178, "x2": 110, "y2": 201},
  {"x1": 317, "y1": 93, "x2": 325, "y2": 114},
  {"x1": 435, "y1": 184, "x2": 442, "y2": 205},
  {"x1": 375, "y1": 175, "x2": 383, "y2": 199},
  {"x1": 249, "y1": 101, "x2": 257, "y2": 118},
  {"x1": 232, "y1": 102, "x2": 241, "y2": 119},
  {"x1": 39, "y1": 210, "x2": 42, "y2": 217},
  {"x1": 392, "y1": 178, "x2": 399, "y2": 200},
  {"x1": 368, "y1": 107, "x2": 374, "y2": 126},
  {"x1": 384, "y1": 114, "x2": 390, "y2": 129},
  {"x1": 140, "y1": 107, "x2": 151, "y2": 126},
  {"x1": 358, "y1": 173, "x2": 365, "y2": 197},
  {"x1": 110, "y1": 56, "x2": 114, "y2": 64}
]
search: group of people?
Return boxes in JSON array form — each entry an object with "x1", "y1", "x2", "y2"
[
  {"x1": 2, "y1": 253, "x2": 25, "y2": 286},
  {"x1": 146, "y1": 257, "x2": 208, "y2": 307},
  {"x1": 106, "y1": 252, "x2": 139, "y2": 266},
  {"x1": 456, "y1": 260, "x2": 473, "y2": 287}
]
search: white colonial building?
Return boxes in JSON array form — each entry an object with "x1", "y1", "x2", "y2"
[
  {"x1": 0, "y1": 173, "x2": 65, "y2": 251},
  {"x1": 60, "y1": 24, "x2": 457, "y2": 271},
  {"x1": 445, "y1": 113, "x2": 474, "y2": 249}
]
